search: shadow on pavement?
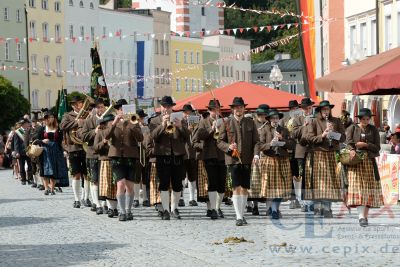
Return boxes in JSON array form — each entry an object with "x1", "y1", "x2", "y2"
[
  {"x1": 0, "y1": 216, "x2": 61, "y2": 228},
  {"x1": 0, "y1": 242, "x2": 126, "y2": 267},
  {"x1": 0, "y1": 198, "x2": 45, "y2": 205}
]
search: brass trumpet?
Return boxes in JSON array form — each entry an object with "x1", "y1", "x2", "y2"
[
  {"x1": 123, "y1": 113, "x2": 139, "y2": 124},
  {"x1": 166, "y1": 121, "x2": 175, "y2": 134},
  {"x1": 213, "y1": 128, "x2": 220, "y2": 140}
]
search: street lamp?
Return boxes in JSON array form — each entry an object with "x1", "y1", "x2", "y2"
[{"x1": 269, "y1": 64, "x2": 283, "y2": 90}]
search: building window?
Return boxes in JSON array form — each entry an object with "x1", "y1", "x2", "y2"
[
  {"x1": 248, "y1": 71, "x2": 251, "y2": 82},
  {"x1": 165, "y1": 41, "x2": 169, "y2": 55},
  {"x1": 242, "y1": 71, "x2": 245, "y2": 81},
  {"x1": 70, "y1": 58, "x2": 75, "y2": 73},
  {"x1": 190, "y1": 51, "x2": 194, "y2": 64},
  {"x1": 79, "y1": 1, "x2": 84, "y2": 8},
  {"x1": 103, "y1": 59, "x2": 107, "y2": 75},
  {"x1": 90, "y1": 2, "x2": 94, "y2": 9},
  {"x1": 16, "y1": 9, "x2": 22, "y2": 22},
  {"x1": 44, "y1": 56, "x2": 50, "y2": 75},
  {"x1": 230, "y1": 66, "x2": 233, "y2": 77},
  {"x1": 204, "y1": 71, "x2": 208, "y2": 81},
  {"x1": 112, "y1": 59, "x2": 116, "y2": 75},
  {"x1": 29, "y1": 21, "x2": 36, "y2": 38},
  {"x1": 196, "y1": 52, "x2": 200, "y2": 64},
  {"x1": 201, "y1": 7, "x2": 205, "y2": 16},
  {"x1": 160, "y1": 40, "x2": 164, "y2": 55},
  {"x1": 210, "y1": 72, "x2": 214, "y2": 81},
  {"x1": 184, "y1": 51, "x2": 188, "y2": 64},
  {"x1": 80, "y1": 25, "x2": 84, "y2": 39},
  {"x1": 16, "y1": 43, "x2": 22, "y2": 61},
  {"x1": 160, "y1": 68, "x2": 165, "y2": 84},
  {"x1": 349, "y1": 25, "x2": 356, "y2": 57},
  {"x1": 166, "y1": 69, "x2": 170, "y2": 84},
  {"x1": 41, "y1": 0, "x2": 48, "y2": 10},
  {"x1": 102, "y1": 26, "x2": 106, "y2": 37},
  {"x1": 127, "y1": 61, "x2": 131, "y2": 76},
  {"x1": 5, "y1": 41, "x2": 10, "y2": 60},
  {"x1": 197, "y1": 80, "x2": 201, "y2": 92},
  {"x1": 290, "y1": 84, "x2": 298, "y2": 94},
  {"x1": 90, "y1": 26, "x2": 95, "y2": 41},
  {"x1": 56, "y1": 56, "x2": 62, "y2": 76},
  {"x1": 42, "y1": 22, "x2": 49, "y2": 41},
  {"x1": 176, "y1": 78, "x2": 181, "y2": 91},
  {"x1": 175, "y1": 50, "x2": 179, "y2": 63},
  {"x1": 154, "y1": 40, "x2": 159, "y2": 54},
  {"x1": 46, "y1": 90, "x2": 51, "y2": 109},
  {"x1": 370, "y1": 20, "x2": 376, "y2": 55},
  {"x1": 31, "y1": 54, "x2": 37, "y2": 73},
  {"x1": 55, "y1": 24, "x2": 61, "y2": 42},
  {"x1": 385, "y1": 15, "x2": 392, "y2": 51},
  {"x1": 29, "y1": 0, "x2": 36, "y2": 8},
  {"x1": 54, "y1": 1, "x2": 61, "y2": 12},
  {"x1": 191, "y1": 79, "x2": 195, "y2": 92},
  {"x1": 185, "y1": 79, "x2": 189, "y2": 91},
  {"x1": 360, "y1": 22, "x2": 367, "y2": 57},
  {"x1": 236, "y1": 71, "x2": 239, "y2": 80},
  {"x1": 32, "y1": 90, "x2": 39, "y2": 109},
  {"x1": 221, "y1": 66, "x2": 224, "y2": 77},
  {"x1": 119, "y1": 60, "x2": 123, "y2": 76},
  {"x1": 69, "y1": 25, "x2": 74, "y2": 39},
  {"x1": 155, "y1": 68, "x2": 159, "y2": 84},
  {"x1": 4, "y1": 7, "x2": 9, "y2": 21},
  {"x1": 69, "y1": 0, "x2": 73, "y2": 6}
]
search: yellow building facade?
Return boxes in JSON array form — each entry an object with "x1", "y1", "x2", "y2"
[
  {"x1": 170, "y1": 36, "x2": 203, "y2": 101},
  {"x1": 27, "y1": 0, "x2": 65, "y2": 111}
]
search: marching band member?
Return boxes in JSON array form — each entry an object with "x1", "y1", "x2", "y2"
[
  {"x1": 104, "y1": 99, "x2": 144, "y2": 221},
  {"x1": 345, "y1": 108, "x2": 383, "y2": 227},
  {"x1": 80, "y1": 98, "x2": 106, "y2": 214},
  {"x1": 260, "y1": 109, "x2": 295, "y2": 219},
  {"x1": 149, "y1": 96, "x2": 190, "y2": 220},
  {"x1": 217, "y1": 97, "x2": 260, "y2": 226},
  {"x1": 14, "y1": 119, "x2": 34, "y2": 185},
  {"x1": 248, "y1": 104, "x2": 269, "y2": 216},
  {"x1": 303, "y1": 100, "x2": 345, "y2": 218},
  {"x1": 182, "y1": 104, "x2": 198, "y2": 207},
  {"x1": 193, "y1": 99, "x2": 226, "y2": 219},
  {"x1": 94, "y1": 114, "x2": 118, "y2": 218},
  {"x1": 291, "y1": 98, "x2": 315, "y2": 212},
  {"x1": 25, "y1": 116, "x2": 43, "y2": 189}
]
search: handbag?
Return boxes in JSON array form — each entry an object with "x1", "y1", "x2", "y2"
[
  {"x1": 337, "y1": 148, "x2": 364, "y2": 166},
  {"x1": 26, "y1": 140, "x2": 44, "y2": 158}
]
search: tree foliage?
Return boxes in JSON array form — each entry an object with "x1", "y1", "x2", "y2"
[
  {"x1": 224, "y1": 0, "x2": 300, "y2": 63},
  {"x1": 0, "y1": 75, "x2": 30, "y2": 132}
]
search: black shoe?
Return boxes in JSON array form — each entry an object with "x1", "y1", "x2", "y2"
[
  {"x1": 359, "y1": 218, "x2": 368, "y2": 227},
  {"x1": 27, "y1": 180, "x2": 33, "y2": 185},
  {"x1": 21, "y1": 181, "x2": 26, "y2": 185},
  {"x1": 103, "y1": 206, "x2": 108, "y2": 212},
  {"x1": 119, "y1": 213, "x2": 127, "y2": 221},
  {"x1": 189, "y1": 200, "x2": 198, "y2": 206},
  {"x1": 107, "y1": 209, "x2": 114, "y2": 218},
  {"x1": 301, "y1": 205, "x2": 309, "y2": 212},
  {"x1": 271, "y1": 211, "x2": 280, "y2": 220},
  {"x1": 313, "y1": 208, "x2": 321, "y2": 216},
  {"x1": 58, "y1": 187, "x2": 62, "y2": 193},
  {"x1": 210, "y1": 209, "x2": 218, "y2": 220},
  {"x1": 38, "y1": 185, "x2": 45, "y2": 191},
  {"x1": 44, "y1": 189, "x2": 50, "y2": 195},
  {"x1": 323, "y1": 209, "x2": 333, "y2": 218},
  {"x1": 50, "y1": 190, "x2": 55, "y2": 195},
  {"x1": 73, "y1": 201, "x2": 81, "y2": 208},
  {"x1": 85, "y1": 199, "x2": 92, "y2": 207},
  {"x1": 236, "y1": 219, "x2": 244, "y2": 226},
  {"x1": 217, "y1": 209, "x2": 225, "y2": 218},
  {"x1": 266, "y1": 207, "x2": 272, "y2": 216},
  {"x1": 246, "y1": 206, "x2": 253, "y2": 213},
  {"x1": 31, "y1": 183, "x2": 37, "y2": 188},
  {"x1": 127, "y1": 212, "x2": 133, "y2": 220},
  {"x1": 142, "y1": 200, "x2": 151, "y2": 207},
  {"x1": 90, "y1": 204, "x2": 97, "y2": 212},
  {"x1": 243, "y1": 217, "x2": 248, "y2": 225},
  {"x1": 178, "y1": 199, "x2": 185, "y2": 207},
  {"x1": 96, "y1": 207, "x2": 103, "y2": 215},
  {"x1": 309, "y1": 204, "x2": 314, "y2": 211},
  {"x1": 224, "y1": 199, "x2": 233, "y2": 206},
  {"x1": 171, "y1": 209, "x2": 181, "y2": 219},
  {"x1": 162, "y1": 210, "x2": 170, "y2": 220},
  {"x1": 158, "y1": 210, "x2": 163, "y2": 217},
  {"x1": 133, "y1": 200, "x2": 140, "y2": 208},
  {"x1": 206, "y1": 209, "x2": 212, "y2": 217},
  {"x1": 113, "y1": 209, "x2": 119, "y2": 217},
  {"x1": 252, "y1": 206, "x2": 259, "y2": 215}
]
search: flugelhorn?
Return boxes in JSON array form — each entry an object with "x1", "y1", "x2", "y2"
[
  {"x1": 166, "y1": 121, "x2": 175, "y2": 134},
  {"x1": 123, "y1": 113, "x2": 139, "y2": 124},
  {"x1": 75, "y1": 94, "x2": 95, "y2": 121}
]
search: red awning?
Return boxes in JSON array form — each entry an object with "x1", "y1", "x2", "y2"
[
  {"x1": 315, "y1": 47, "x2": 400, "y2": 95},
  {"x1": 172, "y1": 81, "x2": 304, "y2": 111}
]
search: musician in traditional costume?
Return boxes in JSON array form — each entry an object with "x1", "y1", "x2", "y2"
[
  {"x1": 182, "y1": 104, "x2": 199, "y2": 207},
  {"x1": 149, "y1": 96, "x2": 190, "y2": 220},
  {"x1": 94, "y1": 114, "x2": 118, "y2": 218},
  {"x1": 345, "y1": 108, "x2": 383, "y2": 227},
  {"x1": 248, "y1": 104, "x2": 269, "y2": 216},
  {"x1": 259, "y1": 109, "x2": 295, "y2": 219},
  {"x1": 103, "y1": 99, "x2": 144, "y2": 221},
  {"x1": 14, "y1": 119, "x2": 34, "y2": 185},
  {"x1": 25, "y1": 116, "x2": 44, "y2": 189},
  {"x1": 60, "y1": 95, "x2": 89, "y2": 208},
  {"x1": 80, "y1": 98, "x2": 106, "y2": 214},
  {"x1": 192, "y1": 99, "x2": 226, "y2": 219},
  {"x1": 217, "y1": 97, "x2": 260, "y2": 226},
  {"x1": 303, "y1": 100, "x2": 346, "y2": 218}
]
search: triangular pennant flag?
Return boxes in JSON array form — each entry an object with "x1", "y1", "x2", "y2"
[
  {"x1": 200, "y1": 31, "x2": 204, "y2": 38},
  {"x1": 266, "y1": 26, "x2": 272, "y2": 32},
  {"x1": 185, "y1": 31, "x2": 190, "y2": 37},
  {"x1": 72, "y1": 37, "x2": 77, "y2": 43},
  {"x1": 15, "y1": 38, "x2": 19, "y2": 43},
  {"x1": 86, "y1": 36, "x2": 90, "y2": 41},
  {"x1": 287, "y1": 24, "x2": 292, "y2": 29},
  {"x1": 273, "y1": 25, "x2": 279, "y2": 30},
  {"x1": 206, "y1": 30, "x2": 211, "y2": 35},
  {"x1": 226, "y1": 29, "x2": 231, "y2": 35},
  {"x1": 232, "y1": 28, "x2": 237, "y2": 35},
  {"x1": 239, "y1": 28, "x2": 244, "y2": 33},
  {"x1": 29, "y1": 37, "x2": 33, "y2": 43},
  {"x1": 179, "y1": 32, "x2": 184, "y2": 37},
  {"x1": 253, "y1": 26, "x2": 258, "y2": 32},
  {"x1": 294, "y1": 23, "x2": 299, "y2": 28},
  {"x1": 151, "y1": 34, "x2": 155, "y2": 39},
  {"x1": 109, "y1": 32, "x2": 113, "y2": 37},
  {"x1": 219, "y1": 30, "x2": 224, "y2": 35},
  {"x1": 303, "y1": 19, "x2": 309, "y2": 25},
  {"x1": 259, "y1": 26, "x2": 265, "y2": 32},
  {"x1": 246, "y1": 27, "x2": 251, "y2": 32},
  {"x1": 280, "y1": 24, "x2": 285, "y2": 29}
]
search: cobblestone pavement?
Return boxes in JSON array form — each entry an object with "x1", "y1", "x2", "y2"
[{"x1": 1, "y1": 169, "x2": 400, "y2": 267}]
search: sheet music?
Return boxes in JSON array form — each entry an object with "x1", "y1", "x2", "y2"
[
  {"x1": 170, "y1": 112, "x2": 184, "y2": 122},
  {"x1": 328, "y1": 131, "x2": 342, "y2": 141},
  {"x1": 122, "y1": 104, "x2": 136, "y2": 115},
  {"x1": 271, "y1": 141, "x2": 286, "y2": 147},
  {"x1": 188, "y1": 115, "x2": 200, "y2": 124}
]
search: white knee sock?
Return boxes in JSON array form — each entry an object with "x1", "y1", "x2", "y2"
[
  {"x1": 84, "y1": 180, "x2": 90, "y2": 200},
  {"x1": 160, "y1": 191, "x2": 170, "y2": 212},
  {"x1": 117, "y1": 194, "x2": 126, "y2": 214},
  {"x1": 91, "y1": 184, "x2": 100, "y2": 207},
  {"x1": 188, "y1": 181, "x2": 196, "y2": 201},
  {"x1": 106, "y1": 199, "x2": 117, "y2": 210},
  {"x1": 232, "y1": 195, "x2": 242, "y2": 220},
  {"x1": 266, "y1": 200, "x2": 272, "y2": 210},
  {"x1": 133, "y1": 183, "x2": 140, "y2": 200},
  {"x1": 142, "y1": 185, "x2": 148, "y2": 201},
  {"x1": 101, "y1": 200, "x2": 106, "y2": 208},
  {"x1": 357, "y1": 206, "x2": 365, "y2": 219},
  {"x1": 33, "y1": 174, "x2": 38, "y2": 184},
  {"x1": 126, "y1": 193, "x2": 134, "y2": 213},
  {"x1": 208, "y1": 191, "x2": 217, "y2": 210},
  {"x1": 72, "y1": 180, "x2": 80, "y2": 201},
  {"x1": 271, "y1": 201, "x2": 279, "y2": 212},
  {"x1": 253, "y1": 201, "x2": 258, "y2": 208},
  {"x1": 171, "y1": 191, "x2": 180, "y2": 211},
  {"x1": 241, "y1": 195, "x2": 248, "y2": 218},
  {"x1": 206, "y1": 201, "x2": 211, "y2": 210},
  {"x1": 216, "y1": 193, "x2": 224, "y2": 210},
  {"x1": 293, "y1": 178, "x2": 302, "y2": 202}
]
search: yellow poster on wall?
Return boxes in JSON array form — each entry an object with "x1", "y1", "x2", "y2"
[{"x1": 377, "y1": 153, "x2": 400, "y2": 205}]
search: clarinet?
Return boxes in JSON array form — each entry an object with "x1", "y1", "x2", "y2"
[
  {"x1": 325, "y1": 115, "x2": 333, "y2": 148},
  {"x1": 272, "y1": 123, "x2": 281, "y2": 156}
]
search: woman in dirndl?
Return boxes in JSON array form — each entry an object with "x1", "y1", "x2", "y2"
[
  {"x1": 259, "y1": 109, "x2": 295, "y2": 219},
  {"x1": 345, "y1": 108, "x2": 383, "y2": 227},
  {"x1": 303, "y1": 101, "x2": 345, "y2": 218},
  {"x1": 94, "y1": 114, "x2": 118, "y2": 218}
]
